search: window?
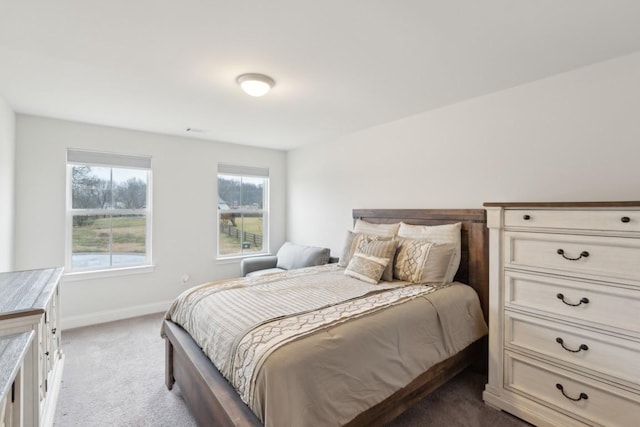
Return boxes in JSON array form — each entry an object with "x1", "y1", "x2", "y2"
[
  {"x1": 66, "y1": 149, "x2": 152, "y2": 272},
  {"x1": 217, "y1": 164, "x2": 269, "y2": 258}
]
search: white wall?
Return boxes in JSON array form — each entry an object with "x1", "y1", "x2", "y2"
[
  {"x1": 287, "y1": 51, "x2": 640, "y2": 255},
  {"x1": 0, "y1": 96, "x2": 15, "y2": 272},
  {"x1": 14, "y1": 115, "x2": 287, "y2": 328}
]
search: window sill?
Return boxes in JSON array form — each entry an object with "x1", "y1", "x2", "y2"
[
  {"x1": 215, "y1": 253, "x2": 271, "y2": 264},
  {"x1": 63, "y1": 264, "x2": 155, "y2": 282}
]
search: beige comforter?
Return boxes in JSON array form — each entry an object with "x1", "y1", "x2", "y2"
[{"x1": 164, "y1": 264, "x2": 487, "y2": 427}]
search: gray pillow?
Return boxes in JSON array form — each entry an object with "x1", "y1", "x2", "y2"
[{"x1": 276, "y1": 242, "x2": 331, "y2": 270}]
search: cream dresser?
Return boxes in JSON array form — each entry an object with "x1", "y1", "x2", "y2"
[
  {"x1": 0, "y1": 268, "x2": 64, "y2": 427},
  {"x1": 0, "y1": 331, "x2": 34, "y2": 427},
  {"x1": 482, "y1": 202, "x2": 640, "y2": 427}
]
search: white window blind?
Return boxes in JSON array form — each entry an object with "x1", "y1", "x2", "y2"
[
  {"x1": 67, "y1": 149, "x2": 151, "y2": 170},
  {"x1": 218, "y1": 163, "x2": 269, "y2": 178}
]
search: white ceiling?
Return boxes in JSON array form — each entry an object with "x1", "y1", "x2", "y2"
[{"x1": 1, "y1": 1, "x2": 640, "y2": 151}]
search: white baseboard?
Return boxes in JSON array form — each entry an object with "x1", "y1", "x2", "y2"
[{"x1": 61, "y1": 300, "x2": 173, "y2": 330}]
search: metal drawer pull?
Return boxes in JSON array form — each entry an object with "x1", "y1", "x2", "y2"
[
  {"x1": 556, "y1": 337, "x2": 588, "y2": 353},
  {"x1": 556, "y1": 383, "x2": 588, "y2": 402},
  {"x1": 621, "y1": 216, "x2": 630, "y2": 223},
  {"x1": 556, "y1": 293, "x2": 589, "y2": 306},
  {"x1": 523, "y1": 214, "x2": 531, "y2": 220},
  {"x1": 557, "y1": 248, "x2": 589, "y2": 261}
]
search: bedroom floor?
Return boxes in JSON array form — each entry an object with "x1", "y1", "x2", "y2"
[{"x1": 54, "y1": 313, "x2": 530, "y2": 427}]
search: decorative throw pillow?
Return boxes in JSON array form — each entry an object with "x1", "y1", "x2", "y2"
[
  {"x1": 358, "y1": 239, "x2": 398, "y2": 282},
  {"x1": 344, "y1": 253, "x2": 390, "y2": 285},
  {"x1": 394, "y1": 239, "x2": 435, "y2": 283},
  {"x1": 397, "y1": 222, "x2": 461, "y2": 283},
  {"x1": 394, "y1": 239, "x2": 457, "y2": 284},
  {"x1": 338, "y1": 231, "x2": 390, "y2": 267},
  {"x1": 353, "y1": 219, "x2": 400, "y2": 238}
]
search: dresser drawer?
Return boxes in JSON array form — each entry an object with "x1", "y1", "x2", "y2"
[
  {"x1": 506, "y1": 352, "x2": 640, "y2": 427},
  {"x1": 504, "y1": 232, "x2": 640, "y2": 283},
  {"x1": 504, "y1": 209, "x2": 640, "y2": 233},
  {"x1": 505, "y1": 312, "x2": 640, "y2": 387},
  {"x1": 505, "y1": 271, "x2": 640, "y2": 335}
]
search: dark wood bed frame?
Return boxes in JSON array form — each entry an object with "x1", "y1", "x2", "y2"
[{"x1": 163, "y1": 208, "x2": 489, "y2": 426}]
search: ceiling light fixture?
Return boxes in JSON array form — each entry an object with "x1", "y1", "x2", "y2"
[{"x1": 236, "y1": 73, "x2": 275, "y2": 97}]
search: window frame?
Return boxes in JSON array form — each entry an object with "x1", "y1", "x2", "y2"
[
  {"x1": 65, "y1": 149, "x2": 153, "y2": 275},
  {"x1": 216, "y1": 164, "x2": 270, "y2": 260}
]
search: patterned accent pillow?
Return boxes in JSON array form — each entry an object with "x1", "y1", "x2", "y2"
[
  {"x1": 337, "y1": 231, "x2": 390, "y2": 267},
  {"x1": 394, "y1": 239, "x2": 457, "y2": 284},
  {"x1": 397, "y1": 222, "x2": 461, "y2": 283},
  {"x1": 358, "y1": 239, "x2": 398, "y2": 282},
  {"x1": 344, "y1": 253, "x2": 390, "y2": 284},
  {"x1": 394, "y1": 239, "x2": 435, "y2": 283}
]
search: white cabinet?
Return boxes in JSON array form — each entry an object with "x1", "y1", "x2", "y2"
[
  {"x1": 0, "y1": 268, "x2": 64, "y2": 427},
  {"x1": 483, "y1": 202, "x2": 640, "y2": 427},
  {"x1": 0, "y1": 331, "x2": 34, "y2": 427}
]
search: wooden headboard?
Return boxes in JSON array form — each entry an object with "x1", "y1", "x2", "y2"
[{"x1": 352, "y1": 209, "x2": 489, "y2": 321}]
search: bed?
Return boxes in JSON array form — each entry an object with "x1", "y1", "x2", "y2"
[{"x1": 162, "y1": 208, "x2": 489, "y2": 426}]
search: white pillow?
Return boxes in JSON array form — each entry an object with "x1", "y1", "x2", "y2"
[
  {"x1": 353, "y1": 219, "x2": 400, "y2": 238},
  {"x1": 397, "y1": 222, "x2": 461, "y2": 283}
]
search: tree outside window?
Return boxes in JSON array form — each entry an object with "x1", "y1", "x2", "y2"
[
  {"x1": 217, "y1": 165, "x2": 269, "y2": 257},
  {"x1": 67, "y1": 150, "x2": 151, "y2": 271}
]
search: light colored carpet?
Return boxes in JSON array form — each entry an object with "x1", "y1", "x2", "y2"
[
  {"x1": 54, "y1": 313, "x2": 529, "y2": 427},
  {"x1": 54, "y1": 313, "x2": 196, "y2": 427}
]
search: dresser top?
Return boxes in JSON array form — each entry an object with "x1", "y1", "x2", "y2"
[
  {"x1": 0, "y1": 268, "x2": 63, "y2": 320},
  {"x1": 0, "y1": 331, "x2": 34, "y2": 403},
  {"x1": 484, "y1": 201, "x2": 640, "y2": 208}
]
